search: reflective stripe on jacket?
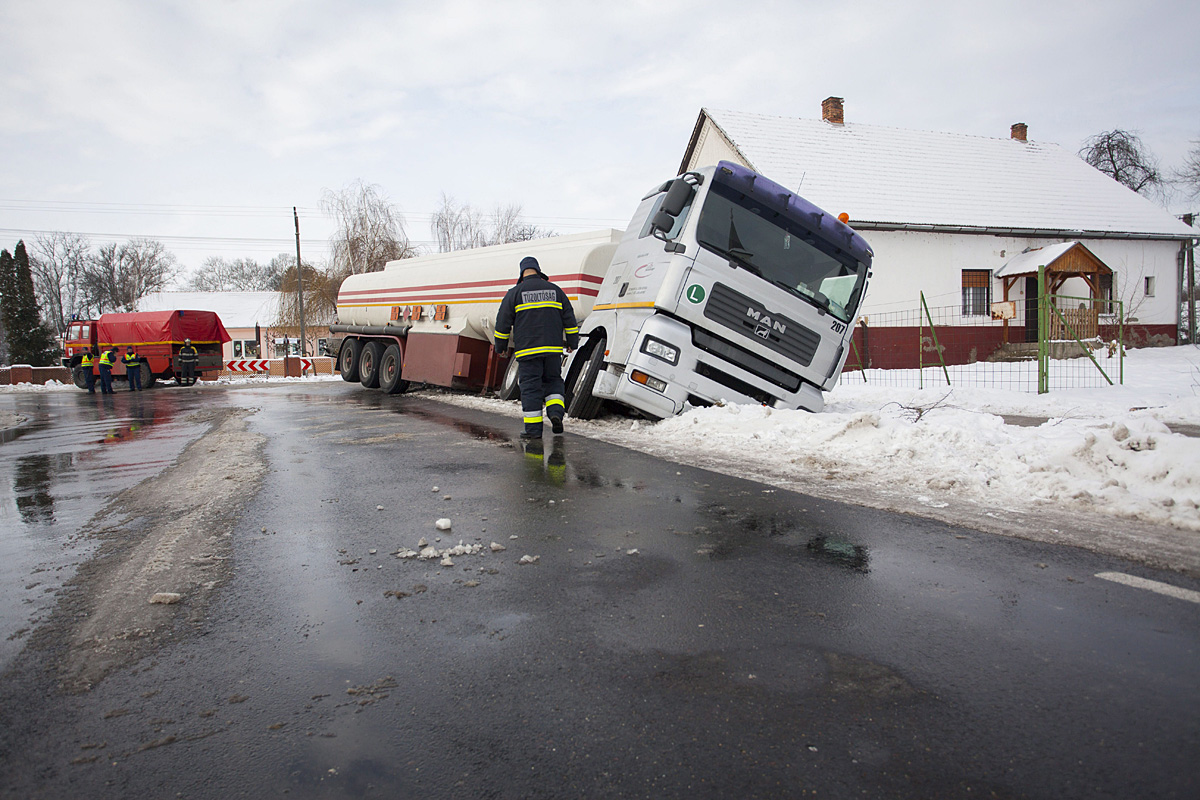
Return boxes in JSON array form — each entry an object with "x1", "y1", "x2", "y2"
[
  {"x1": 80, "y1": 354, "x2": 93, "y2": 367},
  {"x1": 99, "y1": 351, "x2": 115, "y2": 367},
  {"x1": 123, "y1": 353, "x2": 139, "y2": 367},
  {"x1": 494, "y1": 274, "x2": 579, "y2": 360},
  {"x1": 179, "y1": 346, "x2": 199, "y2": 363}
]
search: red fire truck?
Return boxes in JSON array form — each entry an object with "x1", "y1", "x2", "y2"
[{"x1": 62, "y1": 310, "x2": 231, "y2": 389}]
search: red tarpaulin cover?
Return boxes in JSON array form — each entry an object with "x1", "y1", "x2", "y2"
[{"x1": 97, "y1": 310, "x2": 232, "y2": 347}]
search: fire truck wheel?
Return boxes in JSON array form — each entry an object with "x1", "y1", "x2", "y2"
[
  {"x1": 498, "y1": 357, "x2": 520, "y2": 401},
  {"x1": 567, "y1": 337, "x2": 606, "y2": 420},
  {"x1": 140, "y1": 362, "x2": 156, "y2": 389},
  {"x1": 338, "y1": 338, "x2": 361, "y2": 382},
  {"x1": 72, "y1": 367, "x2": 89, "y2": 390},
  {"x1": 379, "y1": 344, "x2": 409, "y2": 395},
  {"x1": 359, "y1": 341, "x2": 383, "y2": 389}
]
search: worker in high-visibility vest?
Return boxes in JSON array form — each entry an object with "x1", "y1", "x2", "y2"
[
  {"x1": 178, "y1": 338, "x2": 199, "y2": 384},
  {"x1": 79, "y1": 349, "x2": 96, "y2": 394},
  {"x1": 123, "y1": 346, "x2": 142, "y2": 391},
  {"x1": 97, "y1": 347, "x2": 116, "y2": 394}
]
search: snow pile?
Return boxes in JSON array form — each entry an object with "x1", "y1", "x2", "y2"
[
  {"x1": 630, "y1": 395, "x2": 1198, "y2": 530},
  {"x1": 436, "y1": 345, "x2": 1200, "y2": 533}
]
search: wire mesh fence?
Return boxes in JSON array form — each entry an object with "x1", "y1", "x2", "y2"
[{"x1": 843, "y1": 293, "x2": 1125, "y2": 393}]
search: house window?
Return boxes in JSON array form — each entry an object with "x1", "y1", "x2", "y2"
[
  {"x1": 961, "y1": 270, "x2": 991, "y2": 316},
  {"x1": 1144, "y1": 276, "x2": 1155, "y2": 297},
  {"x1": 233, "y1": 341, "x2": 243, "y2": 358},
  {"x1": 243, "y1": 339, "x2": 259, "y2": 357}
]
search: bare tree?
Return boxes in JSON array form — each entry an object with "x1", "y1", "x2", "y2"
[
  {"x1": 321, "y1": 180, "x2": 418, "y2": 276},
  {"x1": 82, "y1": 238, "x2": 178, "y2": 312},
  {"x1": 1174, "y1": 138, "x2": 1200, "y2": 200},
  {"x1": 29, "y1": 232, "x2": 91, "y2": 337},
  {"x1": 186, "y1": 256, "x2": 283, "y2": 292},
  {"x1": 277, "y1": 182, "x2": 418, "y2": 340},
  {"x1": 273, "y1": 255, "x2": 334, "y2": 343},
  {"x1": 431, "y1": 193, "x2": 488, "y2": 253},
  {"x1": 1079, "y1": 129, "x2": 1164, "y2": 197},
  {"x1": 432, "y1": 196, "x2": 555, "y2": 252}
]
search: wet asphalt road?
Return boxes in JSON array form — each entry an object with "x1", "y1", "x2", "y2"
[{"x1": 1, "y1": 382, "x2": 1198, "y2": 799}]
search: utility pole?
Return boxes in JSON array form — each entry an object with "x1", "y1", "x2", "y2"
[
  {"x1": 1185, "y1": 213, "x2": 1196, "y2": 345},
  {"x1": 294, "y1": 207, "x2": 306, "y2": 357}
]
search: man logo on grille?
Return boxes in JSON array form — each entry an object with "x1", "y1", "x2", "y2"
[{"x1": 746, "y1": 307, "x2": 786, "y2": 335}]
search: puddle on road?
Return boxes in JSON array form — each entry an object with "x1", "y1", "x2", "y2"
[
  {"x1": 806, "y1": 535, "x2": 871, "y2": 573},
  {"x1": 0, "y1": 391, "x2": 216, "y2": 670}
]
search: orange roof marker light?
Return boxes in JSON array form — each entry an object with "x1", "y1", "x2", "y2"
[{"x1": 838, "y1": 212, "x2": 850, "y2": 224}]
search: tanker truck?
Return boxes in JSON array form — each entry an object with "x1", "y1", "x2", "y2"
[{"x1": 332, "y1": 160, "x2": 874, "y2": 419}]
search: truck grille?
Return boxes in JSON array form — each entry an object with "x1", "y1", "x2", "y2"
[
  {"x1": 692, "y1": 328, "x2": 801, "y2": 393},
  {"x1": 702, "y1": 283, "x2": 820, "y2": 367}
]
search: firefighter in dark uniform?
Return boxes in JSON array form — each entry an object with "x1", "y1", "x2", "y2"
[
  {"x1": 79, "y1": 349, "x2": 96, "y2": 394},
  {"x1": 123, "y1": 346, "x2": 142, "y2": 391},
  {"x1": 98, "y1": 347, "x2": 117, "y2": 394},
  {"x1": 179, "y1": 338, "x2": 199, "y2": 383},
  {"x1": 494, "y1": 256, "x2": 579, "y2": 440}
]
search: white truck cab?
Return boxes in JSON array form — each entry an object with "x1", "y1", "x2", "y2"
[{"x1": 566, "y1": 161, "x2": 874, "y2": 419}]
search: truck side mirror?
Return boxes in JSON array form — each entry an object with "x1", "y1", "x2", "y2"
[
  {"x1": 651, "y1": 210, "x2": 676, "y2": 233},
  {"x1": 649, "y1": 179, "x2": 697, "y2": 238},
  {"x1": 660, "y1": 178, "x2": 695, "y2": 217}
]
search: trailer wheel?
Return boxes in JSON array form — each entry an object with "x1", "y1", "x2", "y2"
[
  {"x1": 359, "y1": 341, "x2": 383, "y2": 389},
  {"x1": 338, "y1": 339, "x2": 361, "y2": 382},
  {"x1": 379, "y1": 344, "x2": 409, "y2": 395},
  {"x1": 72, "y1": 367, "x2": 89, "y2": 390},
  {"x1": 498, "y1": 357, "x2": 520, "y2": 401},
  {"x1": 567, "y1": 337, "x2": 606, "y2": 420}
]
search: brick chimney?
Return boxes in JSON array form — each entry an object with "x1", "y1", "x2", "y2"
[
  {"x1": 1011, "y1": 122, "x2": 1028, "y2": 142},
  {"x1": 822, "y1": 96, "x2": 844, "y2": 125}
]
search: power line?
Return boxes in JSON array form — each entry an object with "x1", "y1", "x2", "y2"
[{"x1": 0, "y1": 198, "x2": 630, "y2": 228}]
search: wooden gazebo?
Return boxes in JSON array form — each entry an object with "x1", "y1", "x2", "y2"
[{"x1": 995, "y1": 241, "x2": 1113, "y2": 341}]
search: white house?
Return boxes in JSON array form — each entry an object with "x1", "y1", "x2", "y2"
[{"x1": 679, "y1": 100, "x2": 1196, "y2": 364}]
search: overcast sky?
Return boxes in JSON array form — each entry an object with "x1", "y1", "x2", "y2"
[{"x1": 2, "y1": 0, "x2": 1197, "y2": 278}]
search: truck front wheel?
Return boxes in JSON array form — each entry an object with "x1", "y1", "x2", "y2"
[
  {"x1": 567, "y1": 337, "x2": 606, "y2": 420},
  {"x1": 379, "y1": 344, "x2": 409, "y2": 395},
  {"x1": 72, "y1": 367, "x2": 89, "y2": 390},
  {"x1": 339, "y1": 339, "x2": 361, "y2": 382},
  {"x1": 359, "y1": 341, "x2": 383, "y2": 389},
  {"x1": 498, "y1": 357, "x2": 520, "y2": 401}
]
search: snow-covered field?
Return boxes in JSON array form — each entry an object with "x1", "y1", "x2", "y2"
[{"x1": 6, "y1": 347, "x2": 1199, "y2": 571}]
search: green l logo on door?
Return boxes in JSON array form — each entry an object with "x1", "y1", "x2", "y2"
[{"x1": 686, "y1": 284, "x2": 706, "y2": 304}]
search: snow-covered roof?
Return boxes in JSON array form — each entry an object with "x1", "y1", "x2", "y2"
[
  {"x1": 996, "y1": 242, "x2": 1080, "y2": 278},
  {"x1": 135, "y1": 291, "x2": 279, "y2": 328},
  {"x1": 694, "y1": 109, "x2": 1196, "y2": 238}
]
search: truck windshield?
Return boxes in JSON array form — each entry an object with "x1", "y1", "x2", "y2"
[{"x1": 695, "y1": 181, "x2": 867, "y2": 322}]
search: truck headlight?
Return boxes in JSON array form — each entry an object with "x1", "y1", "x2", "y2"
[{"x1": 640, "y1": 336, "x2": 679, "y2": 365}]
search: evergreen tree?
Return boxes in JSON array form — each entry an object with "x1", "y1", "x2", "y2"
[
  {"x1": 1, "y1": 242, "x2": 59, "y2": 366},
  {"x1": 0, "y1": 249, "x2": 14, "y2": 363}
]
